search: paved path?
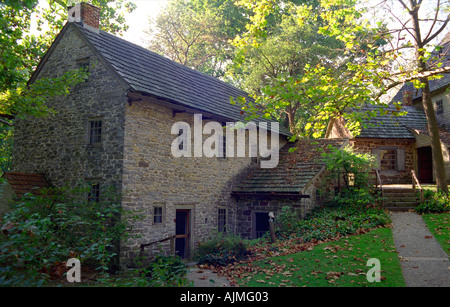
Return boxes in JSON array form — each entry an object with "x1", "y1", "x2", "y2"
[
  {"x1": 390, "y1": 212, "x2": 450, "y2": 287},
  {"x1": 186, "y1": 265, "x2": 230, "y2": 287}
]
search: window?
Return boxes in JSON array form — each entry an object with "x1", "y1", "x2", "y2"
[
  {"x1": 89, "y1": 120, "x2": 102, "y2": 144},
  {"x1": 380, "y1": 149, "x2": 397, "y2": 170},
  {"x1": 436, "y1": 99, "x2": 444, "y2": 115},
  {"x1": 218, "y1": 208, "x2": 227, "y2": 233},
  {"x1": 88, "y1": 182, "x2": 100, "y2": 203},
  {"x1": 218, "y1": 132, "x2": 227, "y2": 158},
  {"x1": 178, "y1": 129, "x2": 189, "y2": 151},
  {"x1": 154, "y1": 206, "x2": 163, "y2": 224},
  {"x1": 77, "y1": 58, "x2": 90, "y2": 82}
]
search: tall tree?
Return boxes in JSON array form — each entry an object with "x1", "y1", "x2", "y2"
[
  {"x1": 321, "y1": 0, "x2": 449, "y2": 192},
  {"x1": 231, "y1": 0, "x2": 380, "y2": 136},
  {"x1": 146, "y1": 0, "x2": 248, "y2": 79}
]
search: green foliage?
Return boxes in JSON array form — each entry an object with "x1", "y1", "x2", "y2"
[
  {"x1": 322, "y1": 144, "x2": 376, "y2": 189},
  {"x1": 0, "y1": 0, "x2": 136, "y2": 175},
  {"x1": 274, "y1": 199, "x2": 389, "y2": 243},
  {"x1": 142, "y1": 254, "x2": 189, "y2": 287},
  {"x1": 147, "y1": 0, "x2": 248, "y2": 79},
  {"x1": 0, "y1": 184, "x2": 143, "y2": 286},
  {"x1": 415, "y1": 190, "x2": 450, "y2": 214},
  {"x1": 196, "y1": 232, "x2": 252, "y2": 266}
]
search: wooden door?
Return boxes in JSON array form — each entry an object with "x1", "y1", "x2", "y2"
[
  {"x1": 175, "y1": 210, "x2": 190, "y2": 258},
  {"x1": 417, "y1": 146, "x2": 433, "y2": 183}
]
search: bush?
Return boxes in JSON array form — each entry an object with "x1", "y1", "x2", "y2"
[
  {"x1": 196, "y1": 233, "x2": 251, "y2": 266},
  {"x1": 321, "y1": 145, "x2": 376, "y2": 190},
  {"x1": 415, "y1": 190, "x2": 450, "y2": 214},
  {"x1": 273, "y1": 200, "x2": 389, "y2": 243},
  {"x1": 143, "y1": 254, "x2": 188, "y2": 287},
  {"x1": 0, "y1": 184, "x2": 142, "y2": 286}
]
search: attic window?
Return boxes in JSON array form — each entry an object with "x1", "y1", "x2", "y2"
[{"x1": 77, "y1": 58, "x2": 90, "y2": 82}]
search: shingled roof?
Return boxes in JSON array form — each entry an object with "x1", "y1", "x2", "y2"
[
  {"x1": 356, "y1": 104, "x2": 428, "y2": 139},
  {"x1": 2, "y1": 172, "x2": 50, "y2": 198},
  {"x1": 392, "y1": 31, "x2": 450, "y2": 104},
  {"x1": 232, "y1": 138, "x2": 348, "y2": 196},
  {"x1": 70, "y1": 23, "x2": 291, "y2": 137}
]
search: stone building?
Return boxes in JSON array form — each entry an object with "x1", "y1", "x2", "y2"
[
  {"x1": 329, "y1": 31, "x2": 450, "y2": 185},
  {"x1": 8, "y1": 3, "x2": 342, "y2": 267}
]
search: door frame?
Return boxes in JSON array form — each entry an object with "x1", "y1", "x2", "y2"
[
  {"x1": 417, "y1": 146, "x2": 433, "y2": 183},
  {"x1": 175, "y1": 208, "x2": 192, "y2": 259}
]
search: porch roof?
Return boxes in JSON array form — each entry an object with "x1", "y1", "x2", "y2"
[
  {"x1": 356, "y1": 104, "x2": 428, "y2": 139},
  {"x1": 2, "y1": 172, "x2": 50, "y2": 198},
  {"x1": 232, "y1": 138, "x2": 348, "y2": 196}
]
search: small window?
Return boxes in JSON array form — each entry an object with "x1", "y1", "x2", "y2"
[
  {"x1": 380, "y1": 149, "x2": 397, "y2": 170},
  {"x1": 178, "y1": 129, "x2": 186, "y2": 151},
  {"x1": 154, "y1": 206, "x2": 163, "y2": 224},
  {"x1": 88, "y1": 182, "x2": 100, "y2": 203},
  {"x1": 436, "y1": 100, "x2": 444, "y2": 115},
  {"x1": 89, "y1": 120, "x2": 102, "y2": 144},
  {"x1": 77, "y1": 58, "x2": 90, "y2": 82},
  {"x1": 218, "y1": 132, "x2": 227, "y2": 158},
  {"x1": 218, "y1": 208, "x2": 227, "y2": 233}
]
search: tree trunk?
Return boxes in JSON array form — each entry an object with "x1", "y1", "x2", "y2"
[
  {"x1": 419, "y1": 78, "x2": 448, "y2": 192},
  {"x1": 408, "y1": 2, "x2": 448, "y2": 192}
]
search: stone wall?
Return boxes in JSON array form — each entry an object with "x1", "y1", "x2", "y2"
[
  {"x1": 350, "y1": 138, "x2": 415, "y2": 184},
  {"x1": 12, "y1": 25, "x2": 127, "y2": 199},
  {"x1": 120, "y1": 98, "x2": 287, "y2": 266},
  {"x1": 235, "y1": 166, "x2": 341, "y2": 239}
]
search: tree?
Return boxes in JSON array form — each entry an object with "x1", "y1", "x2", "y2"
[
  {"x1": 320, "y1": 0, "x2": 449, "y2": 192},
  {"x1": 231, "y1": 0, "x2": 382, "y2": 137},
  {"x1": 146, "y1": 0, "x2": 248, "y2": 79}
]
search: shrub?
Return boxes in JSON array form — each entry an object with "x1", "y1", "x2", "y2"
[
  {"x1": 321, "y1": 145, "x2": 376, "y2": 190},
  {"x1": 143, "y1": 254, "x2": 189, "y2": 287},
  {"x1": 0, "y1": 184, "x2": 142, "y2": 286},
  {"x1": 273, "y1": 201, "x2": 389, "y2": 243},
  {"x1": 415, "y1": 190, "x2": 450, "y2": 214},
  {"x1": 196, "y1": 233, "x2": 251, "y2": 266},
  {"x1": 274, "y1": 206, "x2": 302, "y2": 238}
]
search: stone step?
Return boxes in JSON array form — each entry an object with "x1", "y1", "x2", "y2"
[
  {"x1": 385, "y1": 206, "x2": 415, "y2": 212},
  {"x1": 380, "y1": 188, "x2": 419, "y2": 211}
]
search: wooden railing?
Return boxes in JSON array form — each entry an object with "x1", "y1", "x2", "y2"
[
  {"x1": 374, "y1": 169, "x2": 383, "y2": 205},
  {"x1": 139, "y1": 234, "x2": 176, "y2": 257},
  {"x1": 411, "y1": 170, "x2": 424, "y2": 204}
]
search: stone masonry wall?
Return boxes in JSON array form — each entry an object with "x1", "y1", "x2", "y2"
[
  {"x1": 12, "y1": 24, "x2": 127, "y2": 195},
  {"x1": 120, "y1": 98, "x2": 287, "y2": 266},
  {"x1": 350, "y1": 138, "x2": 415, "y2": 184}
]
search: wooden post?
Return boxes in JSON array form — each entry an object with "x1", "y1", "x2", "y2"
[{"x1": 268, "y1": 212, "x2": 276, "y2": 243}]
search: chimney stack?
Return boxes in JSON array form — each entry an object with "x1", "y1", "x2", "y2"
[
  {"x1": 402, "y1": 90, "x2": 413, "y2": 106},
  {"x1": 68, "y1": 2, "x2": 100, "y2": 33}
]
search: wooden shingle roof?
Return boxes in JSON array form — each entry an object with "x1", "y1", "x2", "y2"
[
  {"x1": 356, "y1": 104, "x2": 428, "y2": 139},
  {"x1": 232, "y1": 138, "x2": 348, "y2": 195},
  {"x1": 73, "y1": 23, "x2": 291, "y2": 136},
  {"x1": 3, "y1": 172, "x2": 50, "y2": 198}
]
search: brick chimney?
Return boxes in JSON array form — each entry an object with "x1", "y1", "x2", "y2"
[
  {"x1": 68, "y1": 2, "x2": 100, "y2": 33},
  {"x1": 402, "y1": 90, "x2": 413, "y2": 106}
]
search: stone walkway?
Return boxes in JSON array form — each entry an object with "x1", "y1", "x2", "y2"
[
  {"x1": 186, "y1": 265, "x2": 230, "y2": 287},
  {"x1": 390, "y1": 212, "x2": 449, "y2": 287}
]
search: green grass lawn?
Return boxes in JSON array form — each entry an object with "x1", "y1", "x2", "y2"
[
  {"x1": 235, "y1": 227, "x2": 405, "y2": 287},
  {"x1": 422, "y1": 212, "x2": 450, "y2": 256}
]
